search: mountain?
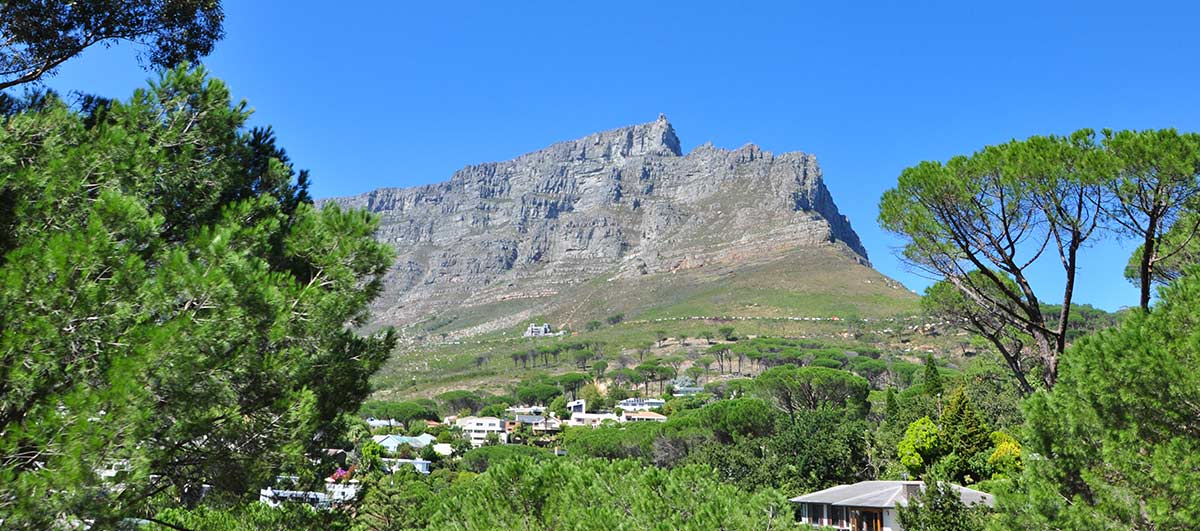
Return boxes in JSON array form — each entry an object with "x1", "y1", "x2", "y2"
[{"x1": 325, "y1": 115, "x2": 912, "y2": 338}]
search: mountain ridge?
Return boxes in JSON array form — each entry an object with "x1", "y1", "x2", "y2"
[{"x1": 324, "y1": 116, "x2": 886, "y2": 334}]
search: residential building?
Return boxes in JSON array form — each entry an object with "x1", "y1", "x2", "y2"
[
  {"x1": 789, "y1": 480, "x2": 994, "y2": 531},
  {"x1": 507, "y1": 414, "x2": 563, "y2": 433},
  {"x1": 567, "y1": 412, "x2": 620, "y2": 427},
  {"x1": 259, "y1": 488, "x2": 328, "y2": 509},
  {"x1": 523, "y1": 323, "x2": 553, "y2": 337},
  {"x1": 506, "y1": 405, "x2": 547, "y2": 416},
  {"x1": 616, "y1": 397, "x2": 666, "y2": 411},
  {"x1": 455, "y1": 416, "x2": 507, "y2": 447},
  {"x1": 532, "y1": 415, "x2": 563, "y2": 433},
  {"x1": 622, "y1": 411, "x2": 667, "y2": 423},
  {"x1": 383, "y1": 458, "x2": 432, "y2": 475},
  {"x1": 371, "y1": 433, "x2": 436, "y2": 453},
  {"x1": 259, "y1": 475, "x2": 360, "y2": 510},
  {"x1": 365, "y1": 417, "x2": 401, "y2": 429},
  {"x1": 567, "y1": 399, "x2": 587, "y2": 414}
]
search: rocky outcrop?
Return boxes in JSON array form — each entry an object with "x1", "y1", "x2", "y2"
[{"x1": 325, "y1": 115, "x2": 869, "y2": 329}]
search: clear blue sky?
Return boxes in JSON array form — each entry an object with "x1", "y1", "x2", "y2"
[{"x1": 41, "y1": 1, "x2": 1200, "y2": 311}]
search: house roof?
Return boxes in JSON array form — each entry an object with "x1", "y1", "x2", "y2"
[
  {"x1": 515, "y1": 415, "x2": 545, "y2": 424},
  {"x1": 371, "y1": 433, "x2": 436, "y2": 447},
  {"x1": 625, "y1": 411, "x2": 667, "y2": 419},
  {"x1": 788, "y1": 481, "x2": 995, "y2": 509}
]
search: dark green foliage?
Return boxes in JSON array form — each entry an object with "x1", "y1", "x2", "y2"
[
  {"x1": 755, "y1": 365, "x2": 870, "y2": 420},
  {"x1": 0, "y1": 1, "x2": 225, "y2": 90},
  {"x1": 890, "y1": 359, "x2": 923, "y2": 387},
  {"x1": 995, "y1": 272, "x2": 1200, "y2": 530},
  {"x1": 356, "y1": 473, "x2": 439, "y2": 531},
  {"x1": 360, "y1": 400, "x2": 440, "y2": 426},
  {"x1": 437, "y1": 390, "x2": 483, "y2": 414},
  {"x1": 684, "y1": 438, "x2": 777, "y2": 492},
  {"x1": 557, "y1": 372, "x2": 589, "y2": 398},
  {"x1": 811, "y1": 357, "x2": 844, "y2": 369},
  {"x1": 954, "y1": 355, "x2": 1025, "y2": 431},
  {"x1": 849, "y1": 356, "x2": 888, "y2": 386},
  {"x1": 605, "y1": 313, "x2": 624, "y2": 325},
  {"x1": 885, "y1": 388, "x2": 899, "y2": 420},
  {"x1": 767, "y1": 407, "x2": 870, "y2": 493},
  {"x1": 477, "y1": 403, "x2": 508, "y2": 417},
  {"x1": 941, "y1": 389, "x2": 991, "y2": 459},
  {"x1": 515, "y1": 383, "x2": 561, "y2": 405},
  {"x1": 427, "y1": 457, "x2": 796, "y2": 529},
  {"x1": 149, "y1": 503, "x2": 352, "y2": 531},
  {"x1": 559, "y1": 422, "x2": 663, "y2": 460},
  {"x1": 698, "y1": 398, "x2": 778, "y2": 442},
  {"x1": 923, "y1": 354, "x2": 943, "y2": 397},
  {"x1": 937, "y1": 388, "x2": 992, "y2": 484},
  {"x1": 0, "y1": 66, "x2": 394, "y2": 526},
  {"x1": 897, "y1": 477, "x2": 989, "y2": 531},
  {"x1": 460, "y1": 444, "x2": 551, "y2": 473}
]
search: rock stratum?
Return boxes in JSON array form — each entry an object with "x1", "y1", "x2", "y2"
[{"x1": 326, "y1": 115, "x2": 893, "y2": 336}]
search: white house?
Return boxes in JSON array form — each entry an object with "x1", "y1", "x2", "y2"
[
  {"x1": 789, "y1": 480, "x2": 995, "y2": 531},
  {"x1": 622, "y1": 411, "x2": 667, "y2": 423},
  {"x1": 506, "y1": 405, "x2": 547, "y2": 416},
  {"x1": 523, "y1": 323, "x2": 553, "y2": 337},
  {"x1": 509, "y1": 414, "x2": 562, "y2": 433},
  {"x1": 383, "y1": 458, "x2": 432, "y2": 475},
  {"x1": 455, "y1": 416, "x2": 508, "y2": 447},
  {"x1": 371, "y1": 433, "x2": 436, "y2": 453},
  {"x1": 259, "y1": 477, "x2": 360, "y2": 509},
  {"x1": 566, "y1": 412, "x2": 621, "y2": 427},
  {"x1": 616, "y1": 397, "x2": 666, "y2": 411},
  {"x1": 566, "y1": 399, "x2": 587, "y2": 414},
  {"x1": 365, "y1": 417, "x2": 401, "y2": 429}
]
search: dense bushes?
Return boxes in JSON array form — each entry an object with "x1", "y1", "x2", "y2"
[{"x1": 427, "y1": 458, "x2": 797, "y2": 530}]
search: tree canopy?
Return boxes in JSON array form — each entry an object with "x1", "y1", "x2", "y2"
[
  {"x1": 0, "y1": 65, "x2": 394, "y2": 527},
  {"x1": 0, "y1": 1, "x2": 225, "y2": 90},
  {"x1": 994, "y1": 270, "x2": 1200, "y2": 530},
  {"x1": 755, "y1": 366, "x2": 870, "y2": 420},
  {"x1": 882, "y1": 128, "x2": 1200, "y2": 389}
]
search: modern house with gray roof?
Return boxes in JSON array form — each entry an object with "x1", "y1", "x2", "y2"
[{"x1": 789, "y1": 480, "x2": 994, "y2": 531}]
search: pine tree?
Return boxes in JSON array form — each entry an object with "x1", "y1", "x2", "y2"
[
  {"x1": 995, "y1": 271, "x2": 1200, "y2": 529},
  {"x1": 923, "y1": 354, "x2": 944, "y2": 398},
  {"x1": 885, "y1": 387, "x2": 900, "y2": 420},
  {"x1": 0, "y1": 65, "x2": 395, "y2": 527},
  {"x1": 940, "y1": 388, "x2": 991, "y2": 458}
]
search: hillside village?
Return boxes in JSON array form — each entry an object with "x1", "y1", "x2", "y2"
[{"x1": 234, "y1": 325, "x2": 1009, "y2": 530}]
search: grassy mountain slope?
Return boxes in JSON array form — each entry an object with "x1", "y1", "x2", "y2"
[{"x1": 372, "y1": 245, "x2": 931, "y2": 399}]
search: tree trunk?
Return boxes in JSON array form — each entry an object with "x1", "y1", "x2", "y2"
[{"x1": 1139, "y1": 218, "x2": 1157, "y2": 310}]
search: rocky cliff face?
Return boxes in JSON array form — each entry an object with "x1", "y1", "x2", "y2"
[{"x1": 326, "y1": 115, "x2": 869, "y2": 330}]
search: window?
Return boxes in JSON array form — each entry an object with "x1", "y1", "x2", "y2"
[
  {"x1": 849, "y1": 508, "x2": 882, "y2": 531},
  {"x1": 830, "y1": 506, "x2": 846, "y2": 528}
]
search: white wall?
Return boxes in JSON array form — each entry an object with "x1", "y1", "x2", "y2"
[{"x1": 883, "y1": 508, "x2": 899, "y2": 531}]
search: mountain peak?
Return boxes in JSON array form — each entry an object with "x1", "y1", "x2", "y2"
[
  {"x1": 327, "y1": 120, "x2": 874, "y2": 332},
  {"x1": 510, "y1": 117, "x2": 681, "y2": 164}
]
